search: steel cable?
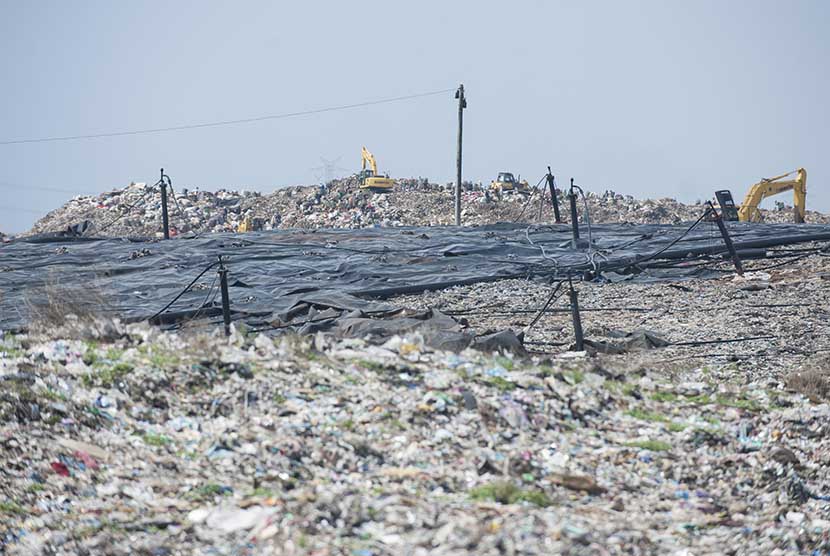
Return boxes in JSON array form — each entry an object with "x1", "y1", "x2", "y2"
[{"x1": 147, "y1": 261, "x2": 221, "y2": 322}]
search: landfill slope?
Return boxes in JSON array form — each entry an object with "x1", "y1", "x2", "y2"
[{"x1": 25, "y1": 177, "x2": 830, "y2": 238}]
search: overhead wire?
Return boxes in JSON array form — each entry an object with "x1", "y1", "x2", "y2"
[
  {"x1": 0, "y1": 88, "x2": 456, "y2": 145},
  {"x1": 0, "y1": 205, "x2": 49, "y2": 214},
  {"x1": 0, "y1": 182, "x2": 100, "y2": 195}
]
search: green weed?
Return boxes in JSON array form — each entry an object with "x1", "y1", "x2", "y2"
[
  {"x1": 188, "y1": 483, "x2": 232, "y2": 500},
  {"x1": 104, "y1": 347, "x2": 124, "y2": 361},
  {"x1": 650, "y1": 392, "x2": 678, "y2": 402},
  {"x1": 484, "y1": 376, "x2": 516, "y2": 392},
  {"x1": 495, "y1": 356, "x2": 514, "y2": 372},
  {"x1": 358, "y1": 359, "x2": 386, "y2": 372},
  {"x1": 149, "y1": 349, "x2": 181, "y2": 369},
  {"x1": 250, "y1": 487, "x2": 275, "y2": 498},
  {"x1": 626, "y1": 409, "x2": 669, "y2": 423},
  {"x1": 565, "y1": 370, "x2": 585, "y2": 384},
  {"x1": 0, "y1": 501, "x2": 25, "y2": 515},
  {"x1": 470, "y1": 481, "x2": 551, "y2": 507},
  {"x1": 714, "y1": 395, "x2": 763, "y2": 411},
  {"x1": 142, "y1": 433, "x2": 172, "y2": 447},
  {"x1": 624, "y1": 440, "x2": 671, "y2": 452}
]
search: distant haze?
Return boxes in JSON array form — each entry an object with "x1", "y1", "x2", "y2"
[{"x1": 1, "y1": 0, "x2": 828, "y2": 233}]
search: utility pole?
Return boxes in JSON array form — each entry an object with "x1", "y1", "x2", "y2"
[{"x1": 454, "y1": 84, "x2": 466, "y2": 226}]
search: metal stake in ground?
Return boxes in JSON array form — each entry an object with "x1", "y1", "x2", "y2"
[
  {"x1": 160, "y1": 168, "x2": 170, "y2": 240},
  {"x1": 707, "y1": 201, "x2": 744, "y2": 276},
  {"x1": 547, "y1": 166, "x2": 562, "y2": 224},
  {"x1": 454, "y1": 84, "x2": 466, "y2": 226},
  {"x1": 568, "y1": 278, "x2": 585, "y2": 351},
  {"x1": 218, "y1": 257, "x2": 232, "y2": 336},
  {"x1": 569, "y1": 178, "x2": 580, "y2": 246}
]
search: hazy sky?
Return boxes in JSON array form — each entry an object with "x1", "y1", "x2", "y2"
[{"x1": 1, "y1": 0, "x2": 828, "y2": 233}]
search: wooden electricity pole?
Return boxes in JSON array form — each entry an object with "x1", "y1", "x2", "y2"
[{"x1": 455, "y1": 84, "x2": 466, "y2": 226}]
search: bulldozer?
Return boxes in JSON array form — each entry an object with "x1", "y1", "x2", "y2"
[
  {"x1": 735, "y1": 168, "x2": 807, "y2": 223},
  {"x1": 358, "y1": 147, "x2": 395, "y2": 193},
  {"x1": 489, "y1": 172, "x2": 530, "y2": 195}
]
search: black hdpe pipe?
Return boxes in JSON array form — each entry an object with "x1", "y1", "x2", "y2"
[
  {"x1": 645, "y1": 232, "x2": 830, "y2": 261},
  {"x1": 357, "y1": 228, "x2": 830, "y2": 300},
  {"x1": 548, "y1": 167, "x2": 561, "y2": 224},
  {"x1": 568, "y1": 279, "x2": 584, "y2": 351},
  {"x1": 708, "y1": 201, "x2": 743, "y2": 275},
  {"x1": 219, "y1": 260, "x2": 232, "y2": 336},
  {"x1": 568, "y1": 178, "x2": 579, "y2": 243},
  {"x1": 576, "y1": 231, "x2": 830, "y2": 276}
]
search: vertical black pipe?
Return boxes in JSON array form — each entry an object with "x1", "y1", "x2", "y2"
[
  {"x1": 708, "y1": 202, "x2": 744, "y2": 276},
  {"x1": 160, "y1": 168, "x2": 170, "y2": 240},
  {"x1": 569, "y1": 178, "x2": 580, "y2": 243},
  {"x1": 568, "y1": 279, "x2": 584, "y2": 351},
  {"x1": 455, "y1": 84, "x2": 466, "y2": 226},
  {"x1": 548, "y1": 167, "x2": 561, "y2": 224},
  {"x1": 218, "y1": 259, "x2": 231, "y2": 336}
]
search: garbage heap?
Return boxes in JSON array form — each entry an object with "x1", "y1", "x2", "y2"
[
  {"x1": 26, "y1": 178, "x2": 830, "y2": 238},
  {"x1": 1, "y1": 323, "x2": 828, "y2": 554}
]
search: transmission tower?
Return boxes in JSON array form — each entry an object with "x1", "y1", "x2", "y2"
[{"x1": 310, "y1": 156, "x2": 348, "y2": 185}]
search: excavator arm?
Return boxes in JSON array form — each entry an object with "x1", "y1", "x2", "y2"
[
  {"x1": 361, "y1": 147, "x2": 378, "y2": 175},
  {"x1": 738, "y1": 168, "x2": 807, "y2": 223}
]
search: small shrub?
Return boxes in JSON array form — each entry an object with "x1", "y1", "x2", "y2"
[
  {"x1": 786, "y1": 369, "x2": 829, "y2": 401},
  {"x1": 24, "y1": 277, "x2": 118, "y2": 340}
]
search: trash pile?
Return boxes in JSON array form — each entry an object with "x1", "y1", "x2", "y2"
[
  {"x1": 26, "y1": 177, "x2": 830, "y2": 237},
  {"x1": 4, "y1": 219, "x2": 830, "y2": 554},
  {"x1": 1, "y1": 316, "x2": 829, "y2": 555}
]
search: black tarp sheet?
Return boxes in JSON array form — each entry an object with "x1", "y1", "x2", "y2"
[{"x1": 2, "y1": 222, "x2": 830, "y2": 331}]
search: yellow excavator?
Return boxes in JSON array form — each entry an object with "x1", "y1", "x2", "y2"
[
  {"x1": 358, "y1": 147, "x2": 395, "y2": 193},
  {"x1": 737, "y1": 168, "x2": 807, "y2": 223}
]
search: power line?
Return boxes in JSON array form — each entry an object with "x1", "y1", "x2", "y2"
[
  {"x1": 0, "y1": 182, "x2": 100, "y2": 195},
  {"x1": 0, "y1": 88, "x2": 455, "y2": 145},
  {"x1": 0, "y1": 206, "x2": 48, "y2": 214}
]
